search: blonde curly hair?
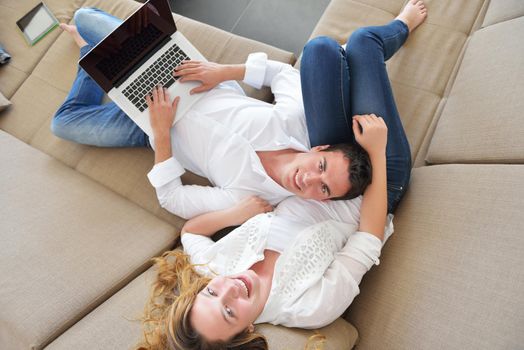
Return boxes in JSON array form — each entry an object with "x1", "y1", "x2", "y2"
[{"x1": 135, "y1": 249, "x2": 268, "y2": 350}]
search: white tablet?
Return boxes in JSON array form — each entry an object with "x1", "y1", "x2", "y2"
[{"x1": 16, "y1": 2, "x2": 59, "y2": 46}]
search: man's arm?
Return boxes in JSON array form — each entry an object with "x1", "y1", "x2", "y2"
[
  {"x1": 242, "y1": 53, "x2": 304, "y2": 118},
  {"x1": 173, "y1": 54, "x2": 304, "y2": 119},
  {"x1": 146, "y1": 85, "x2": 240, "y2": 219},
  {"x1": 146, "y1": 85, "x2": 178, "y2": 164}
]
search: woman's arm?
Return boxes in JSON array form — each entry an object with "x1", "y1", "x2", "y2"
[
  {"x1": 352, "y1": 114, "x2": 388, "y2": 241},
  {"x1": 181, "y1": 196, "x2": 273, "y2": 237}
]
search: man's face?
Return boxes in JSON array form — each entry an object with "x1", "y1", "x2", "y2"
[{"x1": 280, "y1": 146, "x2": 351, "y2": 200}]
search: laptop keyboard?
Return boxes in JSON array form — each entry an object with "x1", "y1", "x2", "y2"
[{"x1": 122, "y1": 43, "x2": 190, "y2": 112}]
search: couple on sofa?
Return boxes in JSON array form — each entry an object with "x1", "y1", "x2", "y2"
[{"x1": 53, "y1": 1, "x2": 427, "y2": 348}]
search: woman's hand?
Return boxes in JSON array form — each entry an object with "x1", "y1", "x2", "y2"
[
  {"x1": 352, "y1": 114, "x2": 388, "y2": 158},
  {"x1": 173, "y1": 60, "x2": 245, "y2": 94},
  {"x1": 146, "y1": 85, "x2": 179, "y2": 138},
  {"x1": 181, "y1": 196, "x2": 273, "y2": 237},
  {"x1": 229, "y1": 196, "x2": 273, "y2": 226}
]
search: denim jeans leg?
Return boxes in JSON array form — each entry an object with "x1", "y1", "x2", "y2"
[
  {"x1": 74, "y1": 7, "x2": 123, "y2": 47},
  {"x1": 52, "y1": 9, "x2": 149, "y2": 147},
  {"x1": 346, "y1": 20, "x2": 412, "y2": 213},
  {"x1": 300, "y1": 36, "x2": 353, "y2": 147}
]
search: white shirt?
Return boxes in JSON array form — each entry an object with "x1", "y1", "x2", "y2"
[
  {"x1": 181, "y1": 196, "x2": 394, "y2": 329},
  {"x1": 147, "y1": 53, "x2": 310, "y2": 219}
]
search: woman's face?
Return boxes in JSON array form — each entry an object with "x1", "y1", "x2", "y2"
[{"x1": 190, "y1": 270, "x2": 266, "y2": 341}]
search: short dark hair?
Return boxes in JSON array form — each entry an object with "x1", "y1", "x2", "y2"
[{"x1": 322, "y1": 143, "x2": 372, "y2": 200}]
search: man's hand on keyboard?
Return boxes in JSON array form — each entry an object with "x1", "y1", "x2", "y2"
[
  {"x1": 146, "y1": 85, "x2": 180, "y2": 139},
  {"x1": 174, "y1": 60, "x2": 226, "y2": 94},
  {"x1": 174, "y1": 60, "x2": 246, "y2": 94}
]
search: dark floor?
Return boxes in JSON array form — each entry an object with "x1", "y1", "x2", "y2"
[{"x1": 169, "y1": 0, "x2": 330, "y2": 57}]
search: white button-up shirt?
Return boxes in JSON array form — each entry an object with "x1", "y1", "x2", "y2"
[
  {"x1": 181, "y1": 196, "x2": 394, "y2": 329},
  {"x1": 147, "y1": 53, "x2": 310, "y2": 219}
]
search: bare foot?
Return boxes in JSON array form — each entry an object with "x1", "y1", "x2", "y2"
[
  {"x1": 395, "y1": 0, "x2": 427, "y2": 33},
  {"x1": 59, "y1": 23, "x2": 88, "y2": 48}
]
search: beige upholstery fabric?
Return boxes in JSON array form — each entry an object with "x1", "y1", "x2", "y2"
[
  {"x1": 0, "y1": 91, "x2": 11, "y2": 111},
  {"x1": 346, "y1": 164, "x2": 524, "y2": 350},
  {"x1": 0, "y1": 130, "x2": 177, "y2": 350},
  {"x1": 482, "y1": 0, "x2": 524, "y2": 27},
  {"x1": 309, "y1": 1, "x2": 395, "y2": 46},
  {"x1": 46, "y1": 268, "x2": 359, "y2": 350},
  {"x1": 0, "y1": 65, "x2": 27, "y2": 99},
  {"x1": 427, "y1": 17, "x2": 524, "y2": 164},
  {"x1": 390, "y1": 82, "x2": 440, "y2": 161},
  {"x1": 45, "y1": 268, "x2": 154, "y2": 350}
]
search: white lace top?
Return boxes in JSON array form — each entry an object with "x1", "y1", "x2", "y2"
[{"x1": 181, "y1": 196, "x2": 394, "y2": 329}]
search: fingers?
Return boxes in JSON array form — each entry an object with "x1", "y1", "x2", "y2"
[
  {"x1": 157, "y1": 85, "x2": 164, "y2": 102},
  {"x1": 352, "y1": 118, "x2": 362, "y2": 137},
  {"x1": 263, "y1": 203, "x2": 274, "y2": 213},
  {"x1": 353, "y1": 114, "x2": 384, "y2": 126},
  {"x1": 180, "y1": 60, "x2": 201, "y2": 66},
  {"x1": 147, "y1": 86, "x2": 178, "y2": 108},
  {"x1": 172, "y1": 96, "x2": 180, "y2": 110},
  {"x1": 190, "y1": 85, "x2": 208, "y2": 95},
  {"x1": 174, "y1": 67, "x2": 201, "y2": 77},
  {"x1": 258, "y1": 198, "x2": 273, "y2": 213},
  {"x1": 174, "y1": 62, "x2": 202, "y2": 75},
  {"x1": 179, "y1": 74, "x2": 202, "y2": 83},
  {"x1": 246, "y1": 195, "x2": 273, "y2": 213},
  {"x1": 152, "y1": 85, "x2": 158, "y2": 103}
]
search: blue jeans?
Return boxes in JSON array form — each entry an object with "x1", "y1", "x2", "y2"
[
  {"x1": 52, "y1": 8, "x2": 149, "y2": 147},
  {"x1": 300, "y1": 20, "x2": 412, "y2": 213}
]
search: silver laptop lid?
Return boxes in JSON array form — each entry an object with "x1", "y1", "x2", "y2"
[{"x1": 79, "y1": 0, "x2": 176, "y2": 93}]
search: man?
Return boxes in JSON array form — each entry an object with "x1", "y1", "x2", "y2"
[
  {"x1": 145, "y1": 52, "x2": 371, "y2": 219},
  {"x1": 53, "y1": 8, "x2": 372, "y2": 220}
]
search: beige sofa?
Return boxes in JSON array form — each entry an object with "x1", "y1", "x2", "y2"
[{"x1": 1, "y1": 0, "x2": 523, "y2": 349}]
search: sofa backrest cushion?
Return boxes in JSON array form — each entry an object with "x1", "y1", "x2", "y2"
[{"x1": 426, "y1": 16, "x2": 524, "y2": 164}]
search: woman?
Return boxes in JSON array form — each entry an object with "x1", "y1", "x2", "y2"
[{"x1": 136, "y1": 1, "x2": 427, "y2": 349}]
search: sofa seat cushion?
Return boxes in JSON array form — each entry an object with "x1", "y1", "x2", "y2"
[
  {"x1": 345, "y1": 164, "x2": 524, "y2": 350},
  {"x1": 427, "y1": 16, "x2": 524, "y2": 164},
  {"x1": 0, "y1": 130, "x2": 177, "y2": 350},
  {"x1": 45, "y1": 267, "x2": 359, "y2": 350}
]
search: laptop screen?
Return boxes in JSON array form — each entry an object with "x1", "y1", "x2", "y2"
[{"x1": 79, "y1": 0, "x2": 176, "y2": 93}]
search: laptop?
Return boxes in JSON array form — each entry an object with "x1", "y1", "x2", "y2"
[{"x1": 79, "y1": 0, "x2": 207, "y2": 137}]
